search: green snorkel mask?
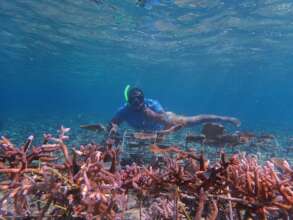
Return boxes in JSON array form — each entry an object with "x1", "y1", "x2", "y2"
[
  {"x1": 124, "y1": 85, "x2": 131, "y2": 103},
  {"x1": 124, "y1": 85, "x2": 145, "y2": 110}
]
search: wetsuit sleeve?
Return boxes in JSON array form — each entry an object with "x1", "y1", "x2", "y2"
[
  {"x1": 111, "y1": 105, "x2": 127, "y2": 125},
  {"x1": 149, "y1": 100, "x2": 165, "y2": 113}
]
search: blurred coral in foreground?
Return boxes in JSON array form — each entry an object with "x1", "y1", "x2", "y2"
[{"x1": 0, "y1": 126, "x2": 293, "y2": 219}]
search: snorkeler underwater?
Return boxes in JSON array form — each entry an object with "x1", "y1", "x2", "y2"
[
  {"x1": 1, "y1": 0, "x2": 293, "y2": 219},
  {"x1": 137, "y1": 0, "x2": 161, "y2": 9}
]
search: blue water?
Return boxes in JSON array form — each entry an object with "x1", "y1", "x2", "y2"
[{"x1": 1, "y1": 0, "x2": 293, "y2": 143}]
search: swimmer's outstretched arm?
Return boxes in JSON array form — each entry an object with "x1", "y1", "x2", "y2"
[
  {"x1": 172, "y1": 114, "x2": 241, "y2": 127},
  {"x1": 144, "y1": 108, "x2": 241, "y2": 127},
  {"x1": 143, "y1": 107, "x2": 170, "y2": 125}
]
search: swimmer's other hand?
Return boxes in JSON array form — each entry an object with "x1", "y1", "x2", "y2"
[{"x1": 107, "y1": 123, "x2": 118, "y2": 137}]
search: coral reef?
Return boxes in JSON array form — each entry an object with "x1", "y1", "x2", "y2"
[{"x1": 0, "y1": 126, "x2": 293, "y2": 219}]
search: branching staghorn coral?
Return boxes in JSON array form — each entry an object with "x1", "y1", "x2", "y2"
[{"x1": 0, "y1": 127, "x2": 293, "y2": 219}]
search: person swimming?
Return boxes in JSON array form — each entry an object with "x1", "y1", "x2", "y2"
[
  {"x1": 106, "y1": 86, "x2": 241, "y2": 136},
  {"x1": 137, "y1": 0, "x2": 160, "y2": 9}
]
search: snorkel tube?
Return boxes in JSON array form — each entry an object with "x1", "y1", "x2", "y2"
[{"x1": 124, "y1": 84, "x2": 131, "y2": 103}]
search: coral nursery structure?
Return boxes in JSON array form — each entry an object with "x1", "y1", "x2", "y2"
[{"x1": 0, "y1": 126, "x2": 293, "y2": 219}]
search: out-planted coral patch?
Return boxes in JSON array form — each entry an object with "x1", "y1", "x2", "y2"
[{"x1": 0, "y1": 126, "x2": 293, "y2": 219}]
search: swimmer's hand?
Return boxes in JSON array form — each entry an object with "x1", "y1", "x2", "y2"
[{"x1": 107, "y1": 123, "x2": 119, "y2": 137}]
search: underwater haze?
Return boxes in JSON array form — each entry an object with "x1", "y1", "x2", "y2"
[{"x1": 1, "y1": 0, "x2": 293, "y2": 142}]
